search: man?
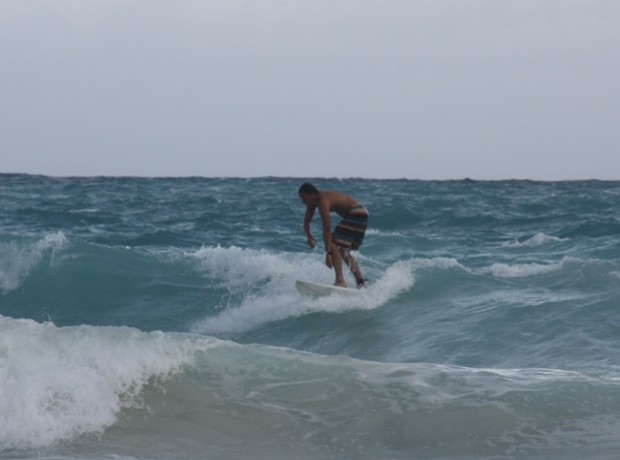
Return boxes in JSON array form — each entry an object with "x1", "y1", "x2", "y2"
[{"x1": 298, "y1": 183, "x2": 369, "y2": 288}]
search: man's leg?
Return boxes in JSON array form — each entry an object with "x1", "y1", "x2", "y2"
[
  {"x1": 341, "y1": 248, "x2": 365, "y2": 288},
  {"x1": 330, "y1": 243, "x2": 347, "y2": 286}
]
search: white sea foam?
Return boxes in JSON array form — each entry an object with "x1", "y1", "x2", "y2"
[
  {"x1": 503, "y1": 232, "x2": 567, "y2": 248},
  {"x1": 191, "y1": 244, "x2": 295, "y2": 288},
  {"x1": 0, "y1": 316, "x2": 216, "y2": 449},
  {"x1": 409, "y1": 254, "x2": 580, "y2": 279},
  {"x1": 483, "y1": 259, "x2": 568, "y2": 278},
  {"x1": 190, "y1": 246, "x2": 414, "y2": 335},
  {"x1": 365, "y1": 228, "x2": 407, "y2": 237},
  {"x1": 412, "y1": 256, "x2": 464, "y2": 271},
  {"x1": 0, "y1": 232, "x2": 67, "y2": 294}
]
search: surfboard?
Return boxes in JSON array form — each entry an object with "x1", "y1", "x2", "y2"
[{"x1": 295, "y1": 280, "x2": 359, "y2": 298}]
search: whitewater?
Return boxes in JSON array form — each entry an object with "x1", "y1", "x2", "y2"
[{"x1": 1, "y1": 174, "x2": 620, "y2": 459}]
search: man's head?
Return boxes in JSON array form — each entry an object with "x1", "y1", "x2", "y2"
[
  {"x1": 298, "y1": 183, "x2": 318, "y2": 195},
  {"x1": 299, "y1": 183, "x2": 319, "y2": 205}
]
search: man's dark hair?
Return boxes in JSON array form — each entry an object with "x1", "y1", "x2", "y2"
[{"x1": 298, "y1": 183, "x2": 319, "y2": 195}]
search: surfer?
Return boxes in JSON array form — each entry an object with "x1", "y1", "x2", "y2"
[{"x1": 298, "y1": 183, "x2": 368, "y2": 288}]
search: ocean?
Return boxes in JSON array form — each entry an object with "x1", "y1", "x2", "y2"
[{"x1": 1, "y1": 174, "x2": 620, "y2": 460}]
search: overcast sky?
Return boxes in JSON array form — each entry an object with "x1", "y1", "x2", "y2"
[{"x1": 1, "y1": 0, "x2": 619, "y2": 180}]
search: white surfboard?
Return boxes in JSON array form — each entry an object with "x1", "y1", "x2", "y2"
[{"x1": 295, "y1": 280, "x2": 359, "y2": 298}]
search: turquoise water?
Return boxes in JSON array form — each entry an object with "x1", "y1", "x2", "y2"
[{"x1": 2, "y1": 174, "x2": 620, "y2": 459}]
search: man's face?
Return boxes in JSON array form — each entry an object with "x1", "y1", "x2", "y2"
[{"x1": 299, "y1": 192, "x2": 315, "y2": 206}]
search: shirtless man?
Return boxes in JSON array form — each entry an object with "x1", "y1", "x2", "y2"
[{"x1": 298, "y1": 183, "x2": 369, "y2": 288}]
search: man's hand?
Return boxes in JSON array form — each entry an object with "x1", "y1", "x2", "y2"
[
  {"x1": 325, "y1": 252, "x2": 333, "y2": 268},
  {"x1": 307, "y1": 234, "x2": 317, "y2": 248}
]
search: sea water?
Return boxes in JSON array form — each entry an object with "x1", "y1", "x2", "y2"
[{"x1": 1, "y1": 174, "x2": 620, "y2": 459}]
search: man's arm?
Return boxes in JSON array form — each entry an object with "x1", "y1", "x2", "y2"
[
  {"x1": 303, "y1": 206, "x2": 317, "y2": 248},
  {"x1": 317, "y1": 199, "x2": 333, "y2": 253},
  {"x1": 317, "y1": 198, "x2": 336, "y2": 269}
]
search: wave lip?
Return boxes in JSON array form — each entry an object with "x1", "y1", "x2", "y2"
[
  {"x1": 0, "y1": 232, "x2": 67, "y2": 294},
  {"x1": 0, "y1": 315, "x2": 217, "y2": 450}
]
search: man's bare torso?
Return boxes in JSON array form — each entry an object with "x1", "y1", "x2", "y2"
[{"x1": 318, "y1": 191, "x2": 360, "y2": 217}]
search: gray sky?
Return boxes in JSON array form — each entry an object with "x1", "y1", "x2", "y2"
[{"x1": 1, "y1": 0, "x2": 619, "y2": 180}]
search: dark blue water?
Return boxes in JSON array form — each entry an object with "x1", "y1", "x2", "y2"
[{"x1": 2, "y1": 174, "x2": 620, "y2": 459}]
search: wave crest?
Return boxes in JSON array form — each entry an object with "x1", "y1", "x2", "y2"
[
  {"x1": 0, "y1": 316, "x2": 216, "y2": 449},
  {"x1": 0, "y1": 232, "x2": 67, "y2": 294},
  {"x1": 190, "y1": 246, "x2": 415, "y2": 335}
]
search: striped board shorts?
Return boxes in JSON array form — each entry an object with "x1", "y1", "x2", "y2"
[{"x1": 332, "y1": 205, "x2": 369, "y2": 250}]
